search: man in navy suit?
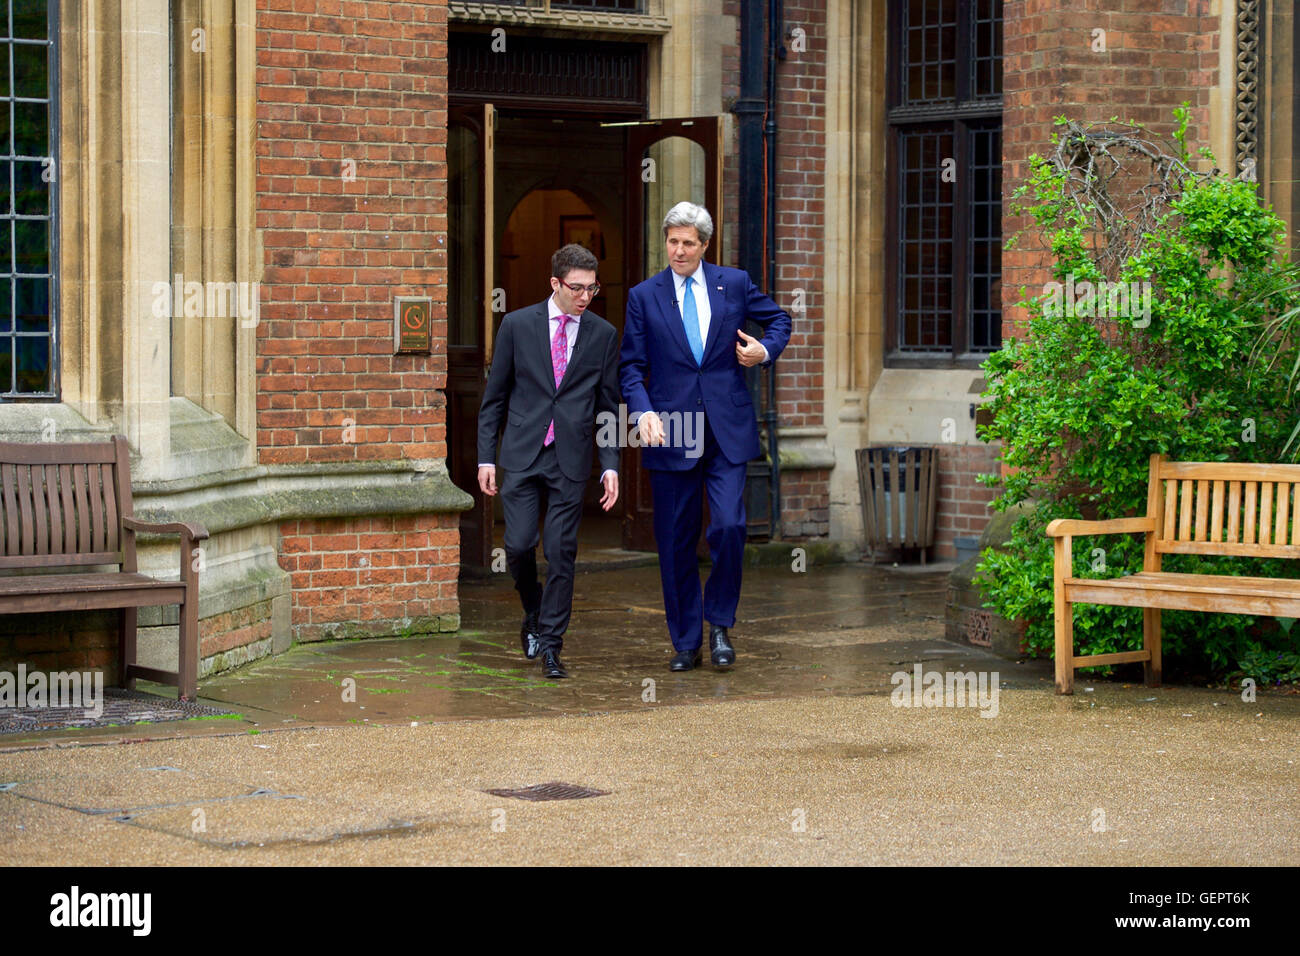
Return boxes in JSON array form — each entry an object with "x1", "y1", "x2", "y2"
[{"x1": 620, "y1": 202, "x2": 792, "y2": 671}]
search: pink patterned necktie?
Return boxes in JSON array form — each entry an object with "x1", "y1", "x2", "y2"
[{"x1": 544, "y1": 314, "x2": 572, "y2": 447}]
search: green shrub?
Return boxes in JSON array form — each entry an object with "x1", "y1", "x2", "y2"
[{"x1": 977, "y1": 110, "x2": 1300, "y2": 681}]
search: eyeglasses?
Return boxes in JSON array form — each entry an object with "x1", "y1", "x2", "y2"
[{"x1": 559, "y1": 280, "x2": 601, "y2": 296}]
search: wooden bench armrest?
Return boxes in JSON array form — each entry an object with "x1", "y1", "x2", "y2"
[
  {"x1": 122, "y1": 516, "x2": 211, "y2": 541},
  {"x1": 1045, "y1": 517, "x2": 1156, "y2": 538}
]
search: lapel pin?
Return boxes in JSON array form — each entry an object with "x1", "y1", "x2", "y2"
[{"x1": 716, "y1": 286, "x2": 723, "y2": 291}]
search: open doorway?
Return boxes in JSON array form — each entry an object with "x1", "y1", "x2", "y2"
[{"x1": 447, "y1": 103, "x2": 726, "y2": 570}]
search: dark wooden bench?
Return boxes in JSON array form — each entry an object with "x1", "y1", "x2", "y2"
[
  {"x1": 0, "y1": 436, "x2": 208, "y2": 699},
  {"x1": 1047, "y1": 453, "x2": 1300, "y2": 694}
]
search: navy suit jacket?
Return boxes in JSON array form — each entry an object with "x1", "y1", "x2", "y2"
[{"x1": 619, "y1": 262, "x2": 792, "y2": 470}]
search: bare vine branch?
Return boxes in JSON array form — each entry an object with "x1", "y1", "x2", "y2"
[{"x1": 1040, "y1": 119, "x2": 1207, "y2": 279}]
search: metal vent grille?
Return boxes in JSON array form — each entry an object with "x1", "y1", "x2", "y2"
[{"x1": 484, "y1": 782, "x2": 610, "y2": 802}]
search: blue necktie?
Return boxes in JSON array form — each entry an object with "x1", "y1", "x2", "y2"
[{"x1": 682, "y1": 276, "x2": 704, "y2": 365}]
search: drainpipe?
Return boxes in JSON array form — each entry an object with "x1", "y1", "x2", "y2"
[
  {"x1": 734, "y1": 0, "x2": 769, "y2": 535},
  {"x1": 765, "y1": 0, "x2": 784, "y2": 539}
]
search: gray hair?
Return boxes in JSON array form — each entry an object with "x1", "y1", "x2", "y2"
[{"x1": 662, "y1": 202, "x2": 714, "y2": 244}]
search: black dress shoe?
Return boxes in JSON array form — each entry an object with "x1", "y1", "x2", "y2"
[
  {"x1": 520, "y1": 610, "x2": 540, "y2": 660},
  {"x1": 670, "y1": 648, "x2": 703, "y2": 672},
  {"x1": 709, "y1": 625, "x2": 735, "y2": 669},
  {"x1": 541, "y1": 650, "x2": 568, "y2": 679}
]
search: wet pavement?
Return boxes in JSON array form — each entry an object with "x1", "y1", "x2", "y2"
[{"x1": 3, "y1": 562, "x2": 1299, "y2": 865}]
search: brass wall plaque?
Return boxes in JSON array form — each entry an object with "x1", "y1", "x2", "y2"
[{"x1": 394, "y1": 297, "x2": 433, "y2": 354}]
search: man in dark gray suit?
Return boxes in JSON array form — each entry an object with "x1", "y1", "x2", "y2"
[{"x1": 476, "y1": 244, "x2": 620, "y2": 679}]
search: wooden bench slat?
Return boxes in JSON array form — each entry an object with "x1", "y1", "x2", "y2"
[
  {"x1": 1066, "y1": 571, "x2": 1300, "y2": 597},
  {"x1": 44, "y1": 464, "x2": 61, "y2": 556},
  {"x1": 1276, "y1": 480, "x2": 1291, "y2": 548},
  {"x1": 16, "y1": 464, "x2": 34, "y2": 556},
  {"x1": 1163, "y1": 478, "x2": 1177, "y2": 542},
  {"x1": 0, "y1": 571, "x2": 184, "y2": 595},
  {"x1": 1160, "y1": 461, "x2": 1300, "y2": 481},
  {"x1": 0, "y1": 586, "x2": 188, "y2": 614},
  {"x1": 59, "y1": 464, "x2": 76, "y2": 553},
  {"x1": 88, "y1": 463, "x2": 107, "y2": 554},
  {"x1": 1065, "y1": 581, "x2": 1300, "y2": 617},
  {"x1": 1178, "y1": 479, "x2": 1193, "y2": 540},
  {"x1": 1156, "y1": 539, "x2": 1300, "y2": 559},
  {"x1": 1293, "y1": 483, "x2": 1300, "y2": 546},
  {"x1": 31, "y1": 465, "x2": 51, "y2": 555},
  {"x1": 1260, "y1": 481, "x2": 1274, "y2": 545},
  {"x1": 1, "y1": 463, "x2": 17, "y2": 556},
  {"x1": 124, "y1": 665, "x2": 181, "y2": 685},
  {"x1": 72, "y1": 464, "x2": 90, "y2": 553},
  {"x1": 1071, "y1": 650, "x2": 1153, "y2": 667},
  {"x1": 0, "y1": 441, "x2": 118, "y2": 464},
  {"x1": 1210, "y1": 480, "x2": 1224, "y2": 542},
  {"x1": 0, "y1": 465, "x2": 7, "y2": 555},
  {"x1": 1244, "y1": 481, "x2": 1257, "y2": 544},
  {"x1": 101, "y1": 463, "x2": 119, "y2": 554},
  {"x1": 0, "y1": 551, "x2": 128, "y2": 569},
  {"x1": 1226, "y1": 481, "x2": 1241, "y2": 543},
  {"x1": 1193, "y1": 478, "x2": 1209, "y2": 541}
]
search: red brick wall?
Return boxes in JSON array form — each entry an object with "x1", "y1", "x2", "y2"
[
  {"x1": 256, "y1": 0, "x2": 458, "y2": 641},
  {"x1": 200, "y1": 600, "x2": 275, "y2": 662},
  {"x1": 1001, "y1": 0, "x2": 1220, "y2": 335},
  {"x1": 933, "y1": 443, "x2": 1001, "y2": 561},
  {"x1": 771, "y1": 0, "x2": 826, "y2": 435},
  {"x1": 279, "y1": 516, "x2": 459, "y2": 642},
  {"x1": 781, "y1": 468, "x2": 830, "y2": 539},
  {"x1": 0, "y1": 614, "x2": 117, "y2": 676}
]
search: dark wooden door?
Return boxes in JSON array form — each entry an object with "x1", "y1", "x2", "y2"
[
  {"x1": 619, "y1": 117, "x2": 724, "y2": 551},
  {"x1": 448, "y1": 103, "x2": 496, "y2": 569}
]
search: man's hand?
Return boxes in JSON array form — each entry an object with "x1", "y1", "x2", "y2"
[
  {"x1": 477, "y1": 464, "x2": 497, "y2": 497},
  {"x1": 638, "y1": 411, "x2": 667, "y2": 447},
  {"x1": 600, "y1": 471, "x2": 619, "y2": 511},
  {"x1": 736, "y1": 329, "x2": 766, "y2": 367}
]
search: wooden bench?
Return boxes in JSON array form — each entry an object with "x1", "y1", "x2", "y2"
[
  {"x1": 0, "y1": 436, "x2": 208, "y2": 699},
  {"x1": 1047, "y1": 454, "x2": 1300, "y2": 694}
]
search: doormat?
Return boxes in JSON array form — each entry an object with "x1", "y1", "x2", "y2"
[{"x1": 0, "y1": 688, "x2": 239, "y2": 735}]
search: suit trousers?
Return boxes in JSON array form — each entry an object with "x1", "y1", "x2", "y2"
[
  {"x1": 500, "y1": 442, "x2": 586, "y2": 654},
  {"x1": 649, "y1": 418, "x2": 748, "y2": 652}
]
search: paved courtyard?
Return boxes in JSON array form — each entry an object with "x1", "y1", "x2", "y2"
[{"x1": 2, "y1": 564, "x2": 1297, "y2": 865}]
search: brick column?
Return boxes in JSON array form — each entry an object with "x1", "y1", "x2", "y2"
[{"x1": 256, "y1": 0, "x2": 459, "y2": 641}]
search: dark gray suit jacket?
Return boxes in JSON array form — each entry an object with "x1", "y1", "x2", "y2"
[{"x1": 477, "y1": 300, "x2": 621, "y2": 483}]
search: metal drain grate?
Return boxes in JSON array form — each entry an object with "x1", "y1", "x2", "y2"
[
  {"x1": 0, "y1": 688, "x2": 238, "y2": 735},
  {"x1": 484, "y1": 781, "x2": 610, "y2": 802}
]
